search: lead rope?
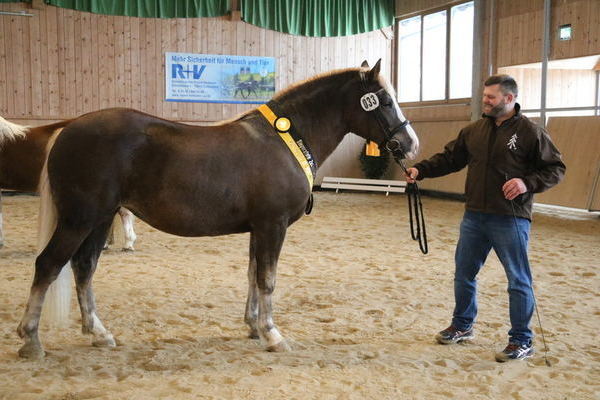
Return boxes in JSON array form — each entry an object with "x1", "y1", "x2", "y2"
[
  {"x1": 397, "y1": 159, "x2": 428, "y2": 254},
  {"x1": 505, "y1": 174, "x2": 551, "y2": 367}
]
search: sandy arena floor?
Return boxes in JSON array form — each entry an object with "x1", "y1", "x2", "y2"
[{"x1": 0, "y1": 192, "x2": 598, "y2": 400}]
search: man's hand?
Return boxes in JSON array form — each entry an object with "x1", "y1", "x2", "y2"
[
  {"x1": 502, "y1": 178, "x2": 528, "y2": 200},
  {"x1": 405, "y1": 167, "x2": 419, "y2": 183}
]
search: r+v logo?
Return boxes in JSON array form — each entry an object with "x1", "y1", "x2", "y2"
[{"x1": 172, "y1": 64, "x2": 206, "y2": 79}]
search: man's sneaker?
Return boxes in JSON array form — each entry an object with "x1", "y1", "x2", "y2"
[
  {"x1": 495, "y1": 343, "x2": 534, "y2": 362},
  {"x1": 435, "y1": 325, "x2": 474, "y2": 344}
]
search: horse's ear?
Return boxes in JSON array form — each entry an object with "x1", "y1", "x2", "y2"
[
  {"x1": 366, "y1": 59, "x2": 382, "y2": 81},
  {"x1": 361, "y1": 60, "x2": 370, "y2": 68}
]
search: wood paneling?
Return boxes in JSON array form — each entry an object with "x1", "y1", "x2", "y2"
[
  {"x1": 496, "y1": 0, "x2": 545, "y2": 68},
  {"x1": 403, "y1": 103, "x2": 471, "y2": 122},
  {"x1": 0, "y1": 2, "x2": 392, "y2": 124},
  {"x1": 553, "y1": 0, "x2": 600, "y2": 60},
  {"x1": 496, "y1": 0, "x2": 600, "y2": 67},
  {"x1": 535, "y1": 116, "x2": 600, "y2": 209}
]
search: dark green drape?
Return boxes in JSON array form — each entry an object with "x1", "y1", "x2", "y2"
[
  {"x1": 241, "y1": 0, "x2": 395, "y2": 37},
  {"x1": 0, "y1": 0, "x2": 30, "y2": 3},
  {"x1": 43, "y1": 0, "x2": 230, "y2": 18}
]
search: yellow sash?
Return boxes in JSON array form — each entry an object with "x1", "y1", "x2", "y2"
[{"x1": 257, "y1": 104, "x2": 314, "y2": 189}]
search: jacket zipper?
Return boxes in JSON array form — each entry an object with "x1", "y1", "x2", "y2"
[{"x1": 484, "y1": 121, "x2": 498, "y2": 211}]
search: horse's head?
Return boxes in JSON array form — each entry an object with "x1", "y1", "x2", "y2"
[{"x1": 348, "y1": 60, "x2": 419, "y2": 160}]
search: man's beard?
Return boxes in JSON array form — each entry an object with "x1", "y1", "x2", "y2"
[{"x1": 483, "y1": 99, "x2": 508, "y2": 118}]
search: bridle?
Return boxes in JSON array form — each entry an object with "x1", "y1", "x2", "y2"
[
  {"x1": 359, "y1": 71, "x2": 412, "y2": 159},
  {"x1": 359, "y1": 70, "x2": 428, "y2": 254}
]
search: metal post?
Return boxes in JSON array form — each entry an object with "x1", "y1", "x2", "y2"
[
  {"x1": 487, "y1": 0, "x2": 495, "y2": 78},
  {"x1": 540, "y1": 0, "x2": 552, "y2": 128},
  {"x1": 419, "y1": 16, "x2": 424, "y2": 101},
  {"x1": 595, "y1": 70, "x2": 599, "y2": 116},
  {"x1": 471, "y1": 0, "x2": 484, "y2": 121},
  {"x1": 445, "y1": 9, "x2": 451, "y2": 100}
]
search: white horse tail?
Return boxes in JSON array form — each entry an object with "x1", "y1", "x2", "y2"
[
  {"x1": 38, "y1": 128, "x2": 73, "y2": 326},
  {"x1": 0, "y1": 115, "x2": 28, "y2": 145}
]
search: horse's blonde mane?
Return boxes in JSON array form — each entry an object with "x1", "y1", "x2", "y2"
[
  {"x1": 211, "y1": 67, "x2": 362, "y2": 126},
  {"x1": 0, "y1": 116, "x2": 28, "y2": 145}
]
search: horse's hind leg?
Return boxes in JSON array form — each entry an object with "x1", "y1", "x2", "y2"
[
  {"x1": 17, "y1": 224, "x2": 90, "y2": 359},
  {"x1": 244, "y1": 233, "x2": 259, "y2": 339},
  {"x1": 71, "y1": 219, "x2": 116, "y2": 347},
  {"x1": 253, "y1": 222, "x2": 290, "y2": 352}
]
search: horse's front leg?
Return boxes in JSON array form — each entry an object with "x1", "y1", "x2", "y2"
[
  {"x1": 254, "y1": 223, "x2": 290, "y2": 352},
  {"x1": 118, "y1": 207, "x2": 136, "y2": 251},
  {"x1": 244, "y1": 233, "x2": 259, "y2": 339}
]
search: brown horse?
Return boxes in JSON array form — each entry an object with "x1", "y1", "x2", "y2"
[
  {"x1": 17, "y1": 60, "x2": 419, "y2": 359},
  {"x1": 0, "y1": 117, "x2": 137, "y2": 250}
]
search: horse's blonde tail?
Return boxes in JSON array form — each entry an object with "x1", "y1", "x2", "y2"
[
  {"x1": 38, "y1": 128, "x2": 73, "y2": 327},
  {"x1": 0, "y1": 115, "x2": 28, "y2": 145}
]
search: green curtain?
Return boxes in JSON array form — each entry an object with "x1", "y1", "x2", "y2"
[
  {"x1": 43, "y1": 0, "x2": 230, "y2": 18},
  {"x1": 241, "y1": 0, "x2": 395, "y2": 37}
]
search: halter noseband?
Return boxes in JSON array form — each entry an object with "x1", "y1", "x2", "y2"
[{"x1": 359, "y1": 71, "x2": 412, "y2": 159}]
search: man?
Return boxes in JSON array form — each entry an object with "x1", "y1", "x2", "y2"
[{"x1": 405, "y1": 75, "x2": 565, "y2": 362}]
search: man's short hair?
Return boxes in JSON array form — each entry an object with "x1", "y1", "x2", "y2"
[{"x1": 484, "y1": 74, "x2": 518, "y2": 97}]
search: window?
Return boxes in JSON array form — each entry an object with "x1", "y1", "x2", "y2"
[
  {"x1": 422, "y1": 11, "x2": 447, "y2": 101},
  {"x1": 499, "y1": 54, "x2": 600, "y2": 124},
  {"x1": 450, "y1": 3, "x2": 474, "y2": 98},
  {"x1": 396, "y1": 1, "x2": 474, "y2": 103},
  {"x1": 398, "y1": 16, "x2": 421, "y2": 102}
]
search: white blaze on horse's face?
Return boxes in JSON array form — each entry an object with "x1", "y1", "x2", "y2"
[{"x1": 377, "y1": 75, "x2": 419, "y2": 160}]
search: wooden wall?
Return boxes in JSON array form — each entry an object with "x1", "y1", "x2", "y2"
[
  {"x1": 0, "y1": 2, "x2": 393, "y2": 124},
  {"x1": 535, "y1": 116, "x2": 600, "y2": 209},
  {"x1": 496, "y1": 0, "x2": 545, "y2": 68},
  {"x1": 496, "y1": 0, "x2": 600, "y2": 68},
  {"x1": 552, "y1": 0, "x2": 600, "y2": 61}
]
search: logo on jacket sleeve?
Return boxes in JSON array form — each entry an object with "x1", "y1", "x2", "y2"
[{"x1": 507, "y1": 133, "x2": 518, "y2": 150}]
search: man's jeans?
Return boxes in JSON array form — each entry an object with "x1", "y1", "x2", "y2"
[{"x1": 452, "y1": 210, "x2": 534, "y2": 345}]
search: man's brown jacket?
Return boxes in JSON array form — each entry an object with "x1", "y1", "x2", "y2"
[{"x1": 413, "y1": 104, "x2": 566, "y2": 220}]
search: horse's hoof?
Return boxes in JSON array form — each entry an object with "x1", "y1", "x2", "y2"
[
  {"x1": 248, "y1": 329, "x2": 260, "y2": 339},
  {"x1": 18, "y1": 343, "x2": 45, "y2": 359},
  {"x1": 92, "y1": 335, "x2": 116, "y2": 347},
  {"x1": 266, "y1": 340, "x2": 291, "y2": 352},
  {"x1": 121, "y1": 247, "x2": 134, "y2": 252}
]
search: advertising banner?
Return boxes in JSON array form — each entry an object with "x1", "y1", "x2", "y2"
[{"x1": 165, "y1": 52, "x2": 276, "y2": 104}]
